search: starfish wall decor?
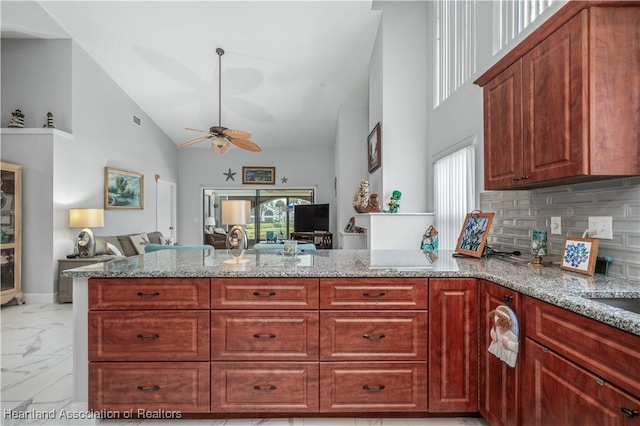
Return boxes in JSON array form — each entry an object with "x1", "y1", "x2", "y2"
[{"x1": 223, "y1": 168, "x2": 236, "y2": 181}]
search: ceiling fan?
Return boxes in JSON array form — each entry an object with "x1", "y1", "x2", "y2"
[{"x1": 178, "y1": 48, "x2": 261, "y2": 155}]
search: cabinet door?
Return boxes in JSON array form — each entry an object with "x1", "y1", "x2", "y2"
[
  {"x1": 522, "y1": 338, "x2": 640, "y2": 426},
  {"x1": 480, "y1": 281, "x2": 520, "y2": 426},
  {"x1": 428, "y1": 278, "x2": 479, "y2": 412},
  {"x1": 483, "y1": 60, "x2": 523, "y2": 190},
  {"x1": 522, "y1": 12, "x2": 588, "y2": 183}
]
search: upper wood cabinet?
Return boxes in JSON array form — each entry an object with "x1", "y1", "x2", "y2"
[{"x1": 475, "y1": 3, "x2": 640, "y2": 190}]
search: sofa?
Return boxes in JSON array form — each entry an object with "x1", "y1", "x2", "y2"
[
  {"x1": 204, "y1": 228, "x2": 227, "y2": 249},
  {"x1": 95, "y1": 231, "x2": 166, "y2": 257}
]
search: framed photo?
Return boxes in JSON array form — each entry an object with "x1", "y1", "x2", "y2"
[
  {"x1": 242, "y1": 166, "x2": 275, "y2": 185},
  {"x1": 367, "y1": 122, "x2": 381, "y2": 173},
  {"x1": 0, "y1": 193, "x2": 14, "y2": 213},
  {"x1": 104, "y1": 167, "x2": 144, "y2": 210},
  {"x1": 560, "y1": 237, "x2": 599, "y2": 276},
  {"x1": 455, "y1": 212, "x2": 494, "y2": 258}
]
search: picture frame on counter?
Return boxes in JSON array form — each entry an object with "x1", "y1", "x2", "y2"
[
  {"x1": 455, "y1": 211, "x2": 494, "y2": 258},
  {"x1": 367, "y1": 122, "x2": 381, "y2": 173},
  {"x1": 560, "y1": 237, "x2": 599, "y2": 276}
]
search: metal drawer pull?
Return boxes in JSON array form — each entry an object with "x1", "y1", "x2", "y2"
[
  {"x1": 136, "y1": 291, "x2": 160, "y2": 297},
  {"x1": 362, "y1": 333, "x2": 386, "y2": 340},
  {"x1": 253, "y1": 333, "x2": 276, "y2": 339},
  {"x1": 252, "y1": 291, "x2": 276, "y2": 297},
  {"x1": 621, "y1": 408, "x2": 639, "y2": 418},
  {"x1": 136, "y1": 334, "x2": 160, "y2": 340},
  {"x1": 253, "y1": 385, "x2": 277, "y2": 391},
  {"x1": 363, "y1": 384, "x2": 385, "y2": 392},
  {"x1": 137, "y1": 385, "x2": 160, "y2": 392},
  {"x1": 362, "y1": 292, "x2": 386, "y2": 297}
]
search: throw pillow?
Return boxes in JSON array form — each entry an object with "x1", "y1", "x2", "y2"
[
  {"x1": 129, "y1": 233, "x2": 150, "y2": 255},
  {"x1": 214, "y1": 227, "x2": 227, "y2": 235},
  {"x1": 106, "y1": 242, "x2": 124, "y2": 257}
]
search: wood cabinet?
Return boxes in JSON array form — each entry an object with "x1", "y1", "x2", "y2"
[
  {"x1": 319, "y1": 278, "x2": 428, "y2": 412},
  {"x1": 211, "y1": 277, "x2": 320, "y2": 412},
  {"x1": 1, "y1": 162, "x2": 22, "y2": 305},
  {"x1": 479, "y1": 280, "x2": 520, "y2": 426},
  {"x1": 428, "y1": 278, "x2": 478, "y2": 413},
  {"x1": 88, "y1": 278, "x2": 211, "y2": 412},
  {"x1": 475, "y1": 3, "x2": 640, "y2": 190},
  {"x1": 522, "y1": 296, "x2": 640, "y2": 425}
]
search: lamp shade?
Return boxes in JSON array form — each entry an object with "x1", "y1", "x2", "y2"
[
  {"x1": 205, "y1": 217, "x2": 216, "y2": 227},
  {"x1": 69, "y1": 208, "x2": 104, "y2": 228},
  {"x1": 221, "y1": 200, "x2": 251, "y2": 225}
]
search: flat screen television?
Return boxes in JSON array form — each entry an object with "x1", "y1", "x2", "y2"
[{"x1": 294, "y1": 203, "x2": 330, "y2": 232}]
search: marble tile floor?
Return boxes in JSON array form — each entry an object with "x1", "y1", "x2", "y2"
[{"x1": 1, "y1": 303, "x2": 488, "y2": 426}]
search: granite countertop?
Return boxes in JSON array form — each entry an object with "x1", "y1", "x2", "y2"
[{"x1": 62, "y1": 249, "x2": 640, "y2": 336}]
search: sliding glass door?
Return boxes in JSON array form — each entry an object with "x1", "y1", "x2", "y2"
[{"x1": 203, "y1": 188, "x2": 315, "y2": 247}]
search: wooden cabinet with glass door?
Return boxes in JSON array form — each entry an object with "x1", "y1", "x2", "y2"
[{"x1": 1, "y1": 162, "x2": 23, "y2": 305}]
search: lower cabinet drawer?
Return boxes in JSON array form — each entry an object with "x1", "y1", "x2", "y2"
[
  {"x1": 89, "y1": 362, "x2": 210, "y2": 413},
  {"x1": 89, "y1": 311, "x2": 210, "y2": 361},
  {"x1": 211, "y1": 362, "x2": 319, "y2": 412},
  {"x1": 320, "y1": 362, "x2": 427, "y2": 412},
  {"x1": 212, "y1": 311, "x2": 319, "y2": 360},
  {"x1": 320, "y1": 311, "x2": 427, "y2": 361}
]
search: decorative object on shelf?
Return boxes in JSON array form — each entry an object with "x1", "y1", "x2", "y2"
[
  {"x1": 366, "y1": 193, "x2": 381, "y2": 213},
  {"x1": 387, "y1": 190, "x2": 402, "y2": 213},
  {"x1": 560, "y1": 236, "x2": 599, "y2": 276},
  {"x1": 455, "y1": 210, "x2": 494, "y2": 258},
  {"x1": 281, "y1": 176, "x2": 288, "y2": 184},
  {"x1": 352, "y1": 179, "x2": 370, "y2": 213},
  {"x1": 222, "y1": 199, "x2": 251, "y2": 259},
  {"x1": 344, "y1": 217, "x2": 356, "y2": 233},
  {"x1": 177, "y1": 47, "x2": 261, "y2": 155},
  {"x1": 367, "y1": 122, "x2": 381, "y2": 173},
  {"x1": 421, "y1": 225, "x2": 439, "y2": 251},
  {"x1": 8, "y1": 110, "x2": 25, "y2": 128},
  {"x1": 42, "y1": 112, "x2": 54, "y2": 128},
  {"x1": 69, "y1": 208, "x2": 104, "y2": 258},
  {"x1": 487, "y1": 304, "x2": 520, "y2": 368},
  {"x1": 283, "y1": 239, "x2": 298, "y2": 255},
  {"x1": 104, "y1": 167, "x2": 144, "y2": 210},
  {"x1": 530, "y1": 230, "x2": 548, "y2": 267},
  {"x1": 242, "y1": 166, "x2": 275, "y2": 184},
  {"x1": 223, "y1": 168, "x2": 236, "y2": 181}
]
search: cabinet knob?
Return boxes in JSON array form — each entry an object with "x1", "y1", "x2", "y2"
[
  {"x1": 362, "y1": 333, "x2": 386, "y2": 340},
  {"x1": 136, "y1": 334, "x2": 160, "y2": 340},
  {"x1": 512, "y1": 176, "x2": 521, "y2": 181},
  {"x1": 252, "y1": 291, "x2": 276, "y2": 297},
  {"x1": 137, "y1": 291, "x2": 160, "y2": 298},
  {"x1": 253, "y1": 385, "x2": 277, "y2": 391},
  {"x1": 363, "y1": 291, "x2": 386, "y2": 297},
  {"x1": 137, "y1": 385, "x2": 160, "y2": 392},
  {"x1": 521, "y1": 175, "x2": 529, "y2": 180},
  {"x1": 253, "y1": 333, "x2": 276, "y2": 339}
]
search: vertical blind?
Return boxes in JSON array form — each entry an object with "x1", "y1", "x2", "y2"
[
  {"x1": 434, "y1": 0, "x2": 477, "y2": 107},
  {"x1": 494, "y1": 0, "x2": 555, "y2": 52},
  {"x1": 434, "y1": 144, "x2": 475, "y2": 250}
]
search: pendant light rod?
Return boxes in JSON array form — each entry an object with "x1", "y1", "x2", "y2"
[{"x1": 216, "y1": 48, "x2": 224, "y2": 128}]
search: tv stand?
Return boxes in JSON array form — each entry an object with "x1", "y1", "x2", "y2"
[{"x1": 290, "y1": 231, "x2": 332, "y2": 249}]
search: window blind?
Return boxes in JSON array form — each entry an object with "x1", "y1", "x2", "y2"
[
  {"x1": 494, "y1": 0, "x2": 555, "y2": 53},
  {"x1": 434, "y1": 144, "x2": 475, "y2": 250}
]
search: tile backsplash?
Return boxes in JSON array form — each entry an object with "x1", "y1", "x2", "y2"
[{"x1": 480, "y1": 177, "x2": 640, "y2": 282}]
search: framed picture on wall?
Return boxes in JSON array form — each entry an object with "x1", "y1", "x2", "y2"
[
  {"x1": 104, "y1": 167, "x2": 144, "y2": 210},
  {"x1": 242, "y1": 166, "x2": 275, "y2": 184},
  {"x1": 455, "y1": 211, "x2": 494, "y2": 258},
  {"x1": 367, "y1": 122, "x2": 381, "y2": 173}
]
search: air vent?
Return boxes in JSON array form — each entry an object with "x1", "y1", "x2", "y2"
[{"x1": 132, "y1": 114, "x2": 142, "y2": 126}]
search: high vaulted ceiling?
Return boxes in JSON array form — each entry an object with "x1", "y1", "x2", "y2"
[{"x1": 1, "y1": 1, "x2": 381, "y2": 150}]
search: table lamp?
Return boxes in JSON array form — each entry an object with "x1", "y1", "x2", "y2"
[
  {"x1": 205, "y1": 216, "x2": 216, "y2": 232},
  {"x1": 222, "y1": 200, "x2": 251, "y2": 253},
  {"x1": 69, "y1": 208, "x2": 104, "y2": 258}
]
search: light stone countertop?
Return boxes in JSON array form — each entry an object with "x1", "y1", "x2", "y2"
[{"x1": 62, "y1": 249, "x2": 640, "y2": 336}]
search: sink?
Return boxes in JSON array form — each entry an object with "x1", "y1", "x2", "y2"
[{"x1": 584, "y1": 297, "x2": 640, "y2": 314}]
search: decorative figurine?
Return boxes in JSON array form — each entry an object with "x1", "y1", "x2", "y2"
[
  {"x1": 8, "y1": 109, "x2": 25, "y2": 128},
  {"x1": 352, "y1": 179, "x2": 370, "y2": 213},
  {"x1": 421, "y1": 225, "x2": 439, "y2": 251},
  {"x1": 43, "y1": 112, "x2": 55, "y2": 128},
  {"x1": 487, "y1": 305, "x2": 520, "y2": 368},
  {"x1": 387, "y1": 190, "x2": 402, "y2": 213},
  {"x1": 366, "y1": 193, "x2": 381, "y2": 213}
]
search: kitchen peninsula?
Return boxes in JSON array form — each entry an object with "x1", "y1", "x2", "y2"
[{"x1": 64, "y1": 249, "x2": 640, "y2": 422}]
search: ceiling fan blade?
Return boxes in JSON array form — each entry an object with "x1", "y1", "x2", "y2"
[
  {"x1": 185, "y1": 127, "x2": 212, "y2": 134},
  {"x1": 211, "y1": 140, "x2": 231, "y2": 155},
  {"x1": 177, "y1": 135, "x2": 212, "y2": 148},
  {"x1": 229, "y1": 137, "x2": 262, "y2": 152},
  {"x1": 223, "y1": 128, "x2": 252, "y2": 139}
]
